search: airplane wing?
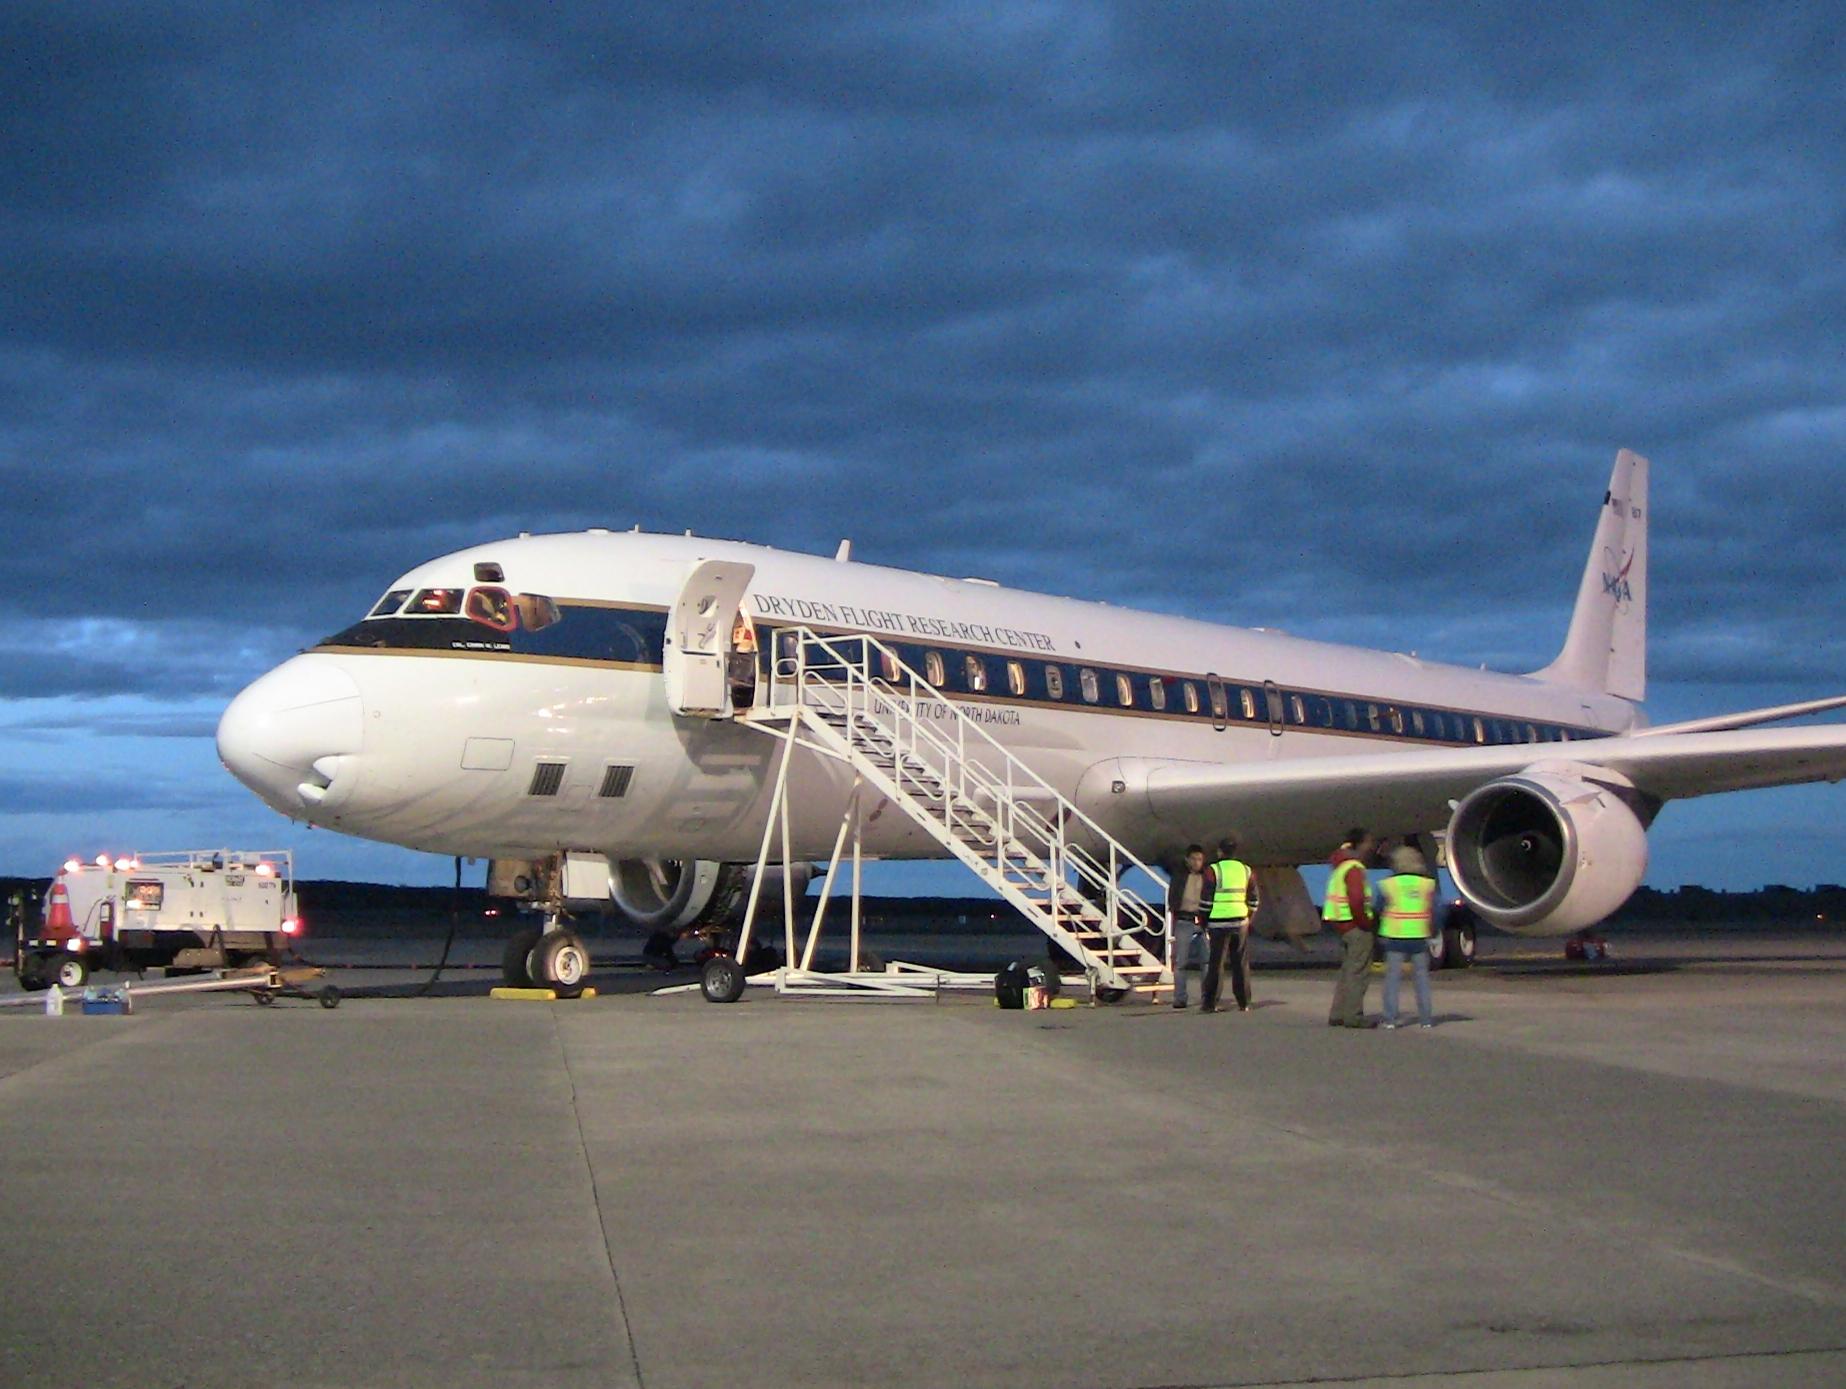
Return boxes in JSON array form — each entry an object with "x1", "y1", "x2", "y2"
[
  {"x1": 1633, "y1": 694, "x2": 1846, "y2": 737},
  {"x1": 1103, "y1": 724, "x2": 1846, "y2": 837}
]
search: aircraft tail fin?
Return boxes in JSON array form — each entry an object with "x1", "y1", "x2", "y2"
[{"x1": 1533, "y1": 449, "x2": 1648, "y2": 701}]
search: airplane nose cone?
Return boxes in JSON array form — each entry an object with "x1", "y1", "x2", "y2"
[{"x1": 218, "y1": 655, "x2": 364, "y2": 814}]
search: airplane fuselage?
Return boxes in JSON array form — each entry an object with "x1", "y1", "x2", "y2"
[{"x1": 218, "y1": 530, "x2": 1643, "y2": 868}]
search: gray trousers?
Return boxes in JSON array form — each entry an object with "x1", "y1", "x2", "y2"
[
  {"x1": 1328, "y1": 926, "x2": 1375, "y2": 1025},
  {"x1": 1169, "y1": 915, "x2": 1209, "y2": 1005}
]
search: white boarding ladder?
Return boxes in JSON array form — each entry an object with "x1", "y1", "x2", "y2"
[{"x1": 747, "y1": 628, "x2": 1171, "y2": 995}]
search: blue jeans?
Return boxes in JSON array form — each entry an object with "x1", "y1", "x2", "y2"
[{"x1": 1380, "y1": 938, "x2": 1432, "y2": 1026}]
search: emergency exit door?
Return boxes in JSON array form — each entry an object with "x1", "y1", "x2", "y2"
[{"x1": 664, "y1": 560, "x2": 756, "y2": 717}]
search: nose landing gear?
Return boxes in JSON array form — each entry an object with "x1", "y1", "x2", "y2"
[{"x1": 501, "y1": 915, "x2": 590, "y2": 998}]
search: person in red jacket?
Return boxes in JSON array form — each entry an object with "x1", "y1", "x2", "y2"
[{"x1": 1324, "y1": 828, "x2": 1379, "y2": 1028}]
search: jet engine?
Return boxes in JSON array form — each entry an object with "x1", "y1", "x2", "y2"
[
  {"x1": 608, "y1": 858, "x2": 811, "y2": 931},
  {"x1": 1445, "y1": 770, "x2": 1650, "y2": 935}
]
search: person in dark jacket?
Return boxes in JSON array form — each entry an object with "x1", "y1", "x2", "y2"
[{"x1": 1166, "y1": 845, "x2": 1213, "y2": 1009}]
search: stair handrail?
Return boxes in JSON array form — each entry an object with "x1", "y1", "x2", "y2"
[{"x1": 766, "y1": 627, "x2": 1169, "y2": 938}]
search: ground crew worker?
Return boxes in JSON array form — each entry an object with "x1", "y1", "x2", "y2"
[
  {"x1": 1378, "y1": 844, "x2": 1437, "y2": 1028},
  {"x1": 1166, "y1": 845, "x2": 1212, "y2": 1009},
  {"x1": 1204, "y1": 836, "x2": 1258, "y2": 1013},
  {"x1": 1325, "y1": 828, "x2": 1378, "y2": 1028}
]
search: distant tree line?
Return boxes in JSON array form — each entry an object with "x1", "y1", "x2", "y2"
[{"x1": 5, "y1": 877, "x2": 1843, "y2": 931}]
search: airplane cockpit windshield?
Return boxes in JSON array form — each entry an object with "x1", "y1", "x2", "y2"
[{"x1": 315, "y1": 585, "x2": 657, "y2": 665}]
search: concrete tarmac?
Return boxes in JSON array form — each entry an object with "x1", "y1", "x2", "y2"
[{"x1": 3, "y1": 935, "x2": 1845, "y2": 1388}]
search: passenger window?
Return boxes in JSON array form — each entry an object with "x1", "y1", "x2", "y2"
[
  {"x1": 1115, "y1": 673, "x2": 1134, "y2": 707},
  {"x1": 879, "y1": 649, "x2": 901, "y2": 683},
  {"x1": 1239, "y1": 688, "x2": 1258, "y2": 721},
  {"x1": 1387, "y1": 707, "x2": 1404, "y2": 735},
  {"x1": 1410, "y1": 710, "x2": 1425, "y2": 736},
  {"x1": 1149, "y1": 676, "x2": 1167, "y2": 711},
  {"x1": 1366, "y1": 704, "x2": 1381, "y2": 733},
  {"x1": 1080, "y1": 668, "x2": 1100, "y2": 703},
  {"x1": 1045, "y1": 665, "x2": 1065, "y2": 700},
  {"x1": 1007, "y1": 661, "x2": 1026, "y2": 696},
  {"x1": 964, "y1": 654, "x2": 988, "y2": 692},
  {"x1": 1525, "y1": 723, "x2": 1538, "y2": 742},
  {"x1": 1290, "y1": 695, "x2": 1306, "y2": 724},
  {"x1": 368, "y1": 589, "x2": 411, "y2": 618},
  {"x1": 1341, "y1": 700, "x2": 1358, "y2": 730},
  {"x1": 465, "y1": 586, "x2": 515, "y2": 632},
  {"x1": 1209, "y1": 682, "x2": 1229, "y2": 722},
  {"x1": 1182, "y1": 682, "x2": 1200, "y2": 714},
  {"x1": 1473, "y1": 717, "x2": 1486, "y2": 744},
  {"x1": 925, "y1": 651, "x2": 946, "y2": 686},
  {"x1": 410, "y1": 588, "x2": 463, "y2": 615}
]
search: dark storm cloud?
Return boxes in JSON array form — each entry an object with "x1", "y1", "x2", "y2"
[
  {"x1": 2, "y1": 0, "x2": 1843, "y2": 699},
  {"x1": 0, "y1": 769, "x2": 218, "y2": 815}
]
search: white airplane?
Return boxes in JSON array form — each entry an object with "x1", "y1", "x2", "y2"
[{"x1": 218, "y1": 450, "x2": 1846, "y2": 991}]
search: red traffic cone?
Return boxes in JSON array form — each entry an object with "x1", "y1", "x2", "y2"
[{"x1": 44, "y1": 878, "x2": 76, "y2": 937}]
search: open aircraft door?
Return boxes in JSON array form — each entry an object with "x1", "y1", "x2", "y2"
[{"x1": 664, "y1": 560, "x2": 756, "y2": 717}]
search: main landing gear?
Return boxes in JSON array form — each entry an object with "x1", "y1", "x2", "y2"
[{"x1": 501, "y1": 917, "x2": 592, "y2": 998}]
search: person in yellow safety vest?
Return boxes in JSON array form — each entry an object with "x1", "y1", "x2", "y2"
[
  {"x1": 1378, "y1": 844, "x2": 1437, "y2": 1029},
  {"x1": 1202, "y1": 836, "x2": 1259, "y2": 1013},
  {"x1": 1324, "y1": 827, "x2": 1379, "y2": 1028}
]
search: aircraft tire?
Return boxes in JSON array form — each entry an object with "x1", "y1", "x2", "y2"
[
  {"x1": 54, "y1": 956, "x2": 89, "y2": 990},
  {"x1": 641, "y1": 930, "x2": 678, "y2": 971},
  {"x1": 529, "y1": 930, "x2": 589, "y2": 999},
  {"x1": 318, "y1": 985, "x2": 342, "y2": 1009},
  {"x1": 700, "y1": 955, "x2": 747, "y2": 1004},
  {"x1": 1443, "y1": 921, "x2": 1476, "y2": 970},
  {"x1": 501, "y1": 927, "x2": 541, "y2": 988}
]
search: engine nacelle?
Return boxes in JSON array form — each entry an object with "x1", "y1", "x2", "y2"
[
  {"x1": 608, "y1": 858, "x2": 810, "y2": 932},
  {"x1": 1445, "y1": 770, "x2": 1648, "y2": 935}
]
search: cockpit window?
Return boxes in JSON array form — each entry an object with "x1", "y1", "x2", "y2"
[
  {"x1": 465, "y1": 586, "x2": 515, "y2": 632},
  {"x1": 317, "y1": 589, "x2": 661, "y2": 666},
  {"x1": 368, "y1": 589, "x2": 412, "y2": 618},
  {"x1": 515, "y1": 594, "x2": 560, "y2": 632},
  {"x1": 410, "y1": 588, "x2": 464, "y2": 615}
]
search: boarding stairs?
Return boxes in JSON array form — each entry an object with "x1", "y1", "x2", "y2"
[{"x1": 744, "y1": 628, "x2": 1171, "y2": 997}]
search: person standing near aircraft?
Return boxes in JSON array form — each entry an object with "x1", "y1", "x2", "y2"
[
  {"x1": 1204, "y1": 837, "x2": 1258, "y2": 1013},
  {"x1": 1377, "y1": 844, "x2": 1437, "y2": 1029},
  {"x1": 1166, "y1": 844, "x2": 1212, "y2": 1009},
  {"x1": 1325, "y1": 828, "x2": 1379, "y2": 1028}
]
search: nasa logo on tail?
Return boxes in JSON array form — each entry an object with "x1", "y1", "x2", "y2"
[{"x1": 1600, "y1": 547, "x2": 1636, "y2": 607}]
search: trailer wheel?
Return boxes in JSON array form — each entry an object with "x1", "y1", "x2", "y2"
[
  {"x1": 54, "y1": 956, "x2": 89, "y2": 990},
  {"x1": 17, "y1": 957, "x2": 51, "y2": 992},
  {"x1": 318, "y1": 985, "x2": 341, "y2": 1009},
  {"x1": 528, "y1": 930, "x2": 589, "y2": 999},
  {"x1": 700, "y1": 955, "x2": 747, "y2": 1004},
  {"x1": 253, "y1": 988, "x2": 275, "y2": 1006},
  {"x1": 501, "y1": 926, "x2": 541, "y2": 988}
]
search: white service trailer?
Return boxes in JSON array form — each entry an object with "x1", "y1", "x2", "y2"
[{"x1": 15, "y1": 850, "x2": 300, "y2": 991}]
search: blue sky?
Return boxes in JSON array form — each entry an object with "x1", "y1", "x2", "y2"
[{"x1": 4, "y1": 3, "x2": 1843, "y2": 890}]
